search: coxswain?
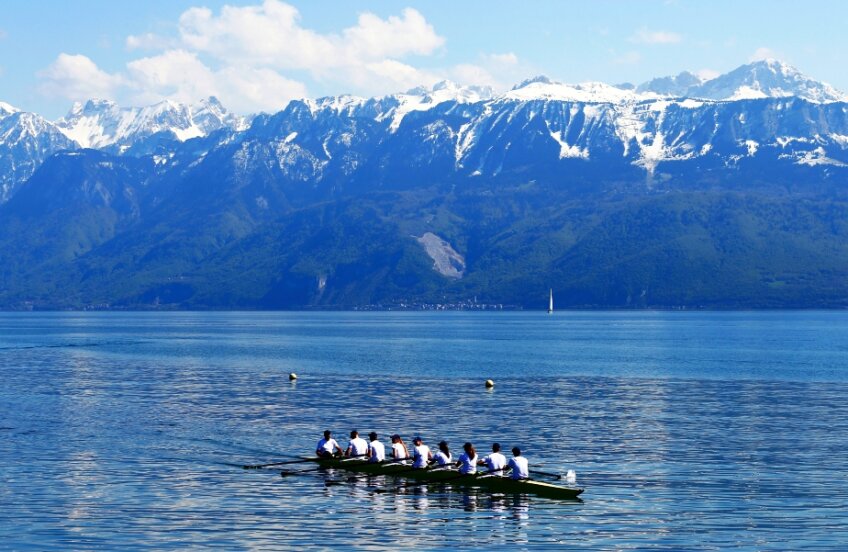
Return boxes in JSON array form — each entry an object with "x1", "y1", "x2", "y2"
[
  {"x1": 345, "y1": 429, "x2": 369, "y2": 458},
  {"x1": 507, "y1": 447, "x2": 530, "y2": 480},
  {"x1": 390, "y1": 434, "x2": 410, "y2": 460},
  {"x1": 411, "y1": 436, "x2": 433, "y2": 468},
  {"x1": 368, "y1": 432, "x2": 385, "y2": 462},
  {"x1": 479, "y1": 442, "x2": 507, "y2": 475},
  {"x1": 433, "y1": 441, "x2": 452, "y2": 466},
  {"x1": 316, "y1": 430, "x2": 343, "y2": 458},
  {"x1": 456, "y1": 442, "x2": 478, "y2": 475}
]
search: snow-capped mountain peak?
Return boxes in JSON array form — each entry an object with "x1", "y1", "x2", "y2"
[
  {"x1": 503, "y1": 77, "x2": 652, "y2": 103},
  {"x1": 512, "y1": 75, "x2": 554, "y2": 90},
  {"x1": 637, "y1": 71, "x2": 705, "y2": 96},
  {"x1": 635, "y1": 60, "x2": 847, "y2": 103},
  {"x1": 399, "y1": 80, "x2": 494, "y2": 104},
  {"x1": 691, "y1": 59, "x2": 847, "y2": 103},
  {"x1": 56, "y1": 97, "x2": 244, "y2": 149},
  {"x1": 379, "y1": 80, "x2": 494, "y2": 131},
  {"x1": 0, "y1": 101, "x2": 21, "y2": 118}
]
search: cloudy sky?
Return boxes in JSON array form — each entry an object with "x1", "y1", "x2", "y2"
[{"x1": 1, "y1": 0, "x2": 845, "y2": 117}]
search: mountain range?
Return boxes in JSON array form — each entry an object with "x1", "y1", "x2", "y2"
[{"x1": 1, "y1": 59, "x2": 848, "y2": 309}]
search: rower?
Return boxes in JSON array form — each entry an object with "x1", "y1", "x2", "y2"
[
  {"x1": 411, "y1": 436, "x2": 433, "y2": 468},
  {"x1": 316, "y1": 430, "x2": 343, "y2": 458},
  {"x1": 345, "y1": 430, "x2": 369, "y2": 458},
  {"x1": 368, "y1": 432, "x2": 385, "y2": 463},
  {"x1": 456, "y1": 442, "x2": 478, "y2": 475},
  {"x1": 433, "y1": 441, "x2": 452, "y2": 466},
  {"x1": 390, "y1": 434, "x2": 410, "y2": 461},
  {"x1": 507, "y1": 447, "x2": 529, "y2": 480},
  {"x1": 480, "y1": 442, "x2": 507, "y2": 476}
]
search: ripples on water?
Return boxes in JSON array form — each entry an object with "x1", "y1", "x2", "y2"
[{"x1": 2, "y1": 312, "x2": 848, "y2": 549}]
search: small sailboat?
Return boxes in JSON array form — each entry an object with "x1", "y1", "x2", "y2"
[{"x1": 548, "y1": 288, "x2": 554, "y2": 314}]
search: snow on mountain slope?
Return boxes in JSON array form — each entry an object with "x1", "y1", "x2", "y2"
[
  {"x1": 0, "y1": 108, "x2": 77, "y2": 202},
  {"x1": 637, "y1": 71, "x2": 706, "y2": 96},
  {"x1": 381, "y1": 80, "x2": 493, "y2": 131},
  {"x1": 0, "y1": 101, "x2": 19, "y2": 117},
  {"x1": 503, "y1": 76, "x2": 654, "y2": 103},
  {"x1": 303, "y1": 81, "x2": 493, "y2": 132},
  {"x1": 56, "y1": 96, "x2": 245, "y2": 149},
  {"x1": 640, "y1": 60, "x2": 848, "y2": 103},
  {"x1": 691, "y1": 60, "x2": 847, "y2": 103},
  {"x1": 2, "y1": 58, "x2": 848, "y2": 206}
]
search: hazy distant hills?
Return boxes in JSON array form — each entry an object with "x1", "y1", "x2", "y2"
[{"x1": 1, "y1": 59, "x2": 848, "y2": 309}]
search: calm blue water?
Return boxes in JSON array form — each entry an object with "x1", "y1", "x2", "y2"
[{"x1": 2, "y1": 311, "x2": 848, "y2": 550}]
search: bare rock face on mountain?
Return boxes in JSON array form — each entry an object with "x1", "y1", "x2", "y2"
[{"x1": 417, "y1": 233, "x2": 465, "y2": 279}]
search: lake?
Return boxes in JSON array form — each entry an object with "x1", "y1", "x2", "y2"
[{"x1": 2, "y1": 311, "x2": 848, "y2": 549}]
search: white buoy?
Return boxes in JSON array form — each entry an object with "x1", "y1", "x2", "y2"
[
  {"x1": 485, "y1": 379, "x2": 495, "y2": 388},
  {"x1": 289, "y1": 373, "x2": 298, "y2": 381}
]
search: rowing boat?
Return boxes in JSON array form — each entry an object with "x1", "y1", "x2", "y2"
[{"x1": 307, "y1": 457, "x2": 584, "y2": 500}]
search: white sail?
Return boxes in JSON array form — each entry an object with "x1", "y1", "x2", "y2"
[{"x1": 548, "y1": 288, "x2": 554, "y2": 314}]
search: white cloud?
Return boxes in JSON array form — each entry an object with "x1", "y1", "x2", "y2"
[
  {"x1": 178, "y1": 1, "x2": 337, "y2": 70},
  {"x1": 37, "y1": 1, "x2": 502, "y2": 113},
  {"x1": 215, "y1": 66, "x2": 307, "y2": 113},
  {"x1": 125, "y1": 50, "x2": 218, "y2": 104},
  {"x1": 750, "y1": 47, "x2": 780, "y2": 62},
  {"x1": 630, "y1": 28, "x2": 682, "y2": 45},
  {"x1": 696, "y1": 68, "x2": 720, "y2": 81},
  {"x1": 37, "y1": 53, "x2": 124, "y2": 100},
  {"x1": 612, "y1": 51, "x2": 642, "y2": 65},
  {"x1": 342, "y1": 8, "x2": 445, "y2": 60},
  {"x1": 485, "y1": 52, "x2": 519, "y2": 66},
  {"x1": 361, "y1": 59, "x2": 440, "y2": 92},
  {"x1": 126, "y1": 33, "x2": 176, "y2": 51},
  {"x1": 450, "y1": 64, "x2": 499, "y2": 88},
  {"x1": 40, "y1": 49, "x2": 306, "y2": 114},
  {"x1": 176, "y1": 0, "x2": 443, "y2": 76}
]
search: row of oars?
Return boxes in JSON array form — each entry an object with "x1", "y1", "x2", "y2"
[{"x1": 242, "y1": 454, "x2": 575, "y2": 492}]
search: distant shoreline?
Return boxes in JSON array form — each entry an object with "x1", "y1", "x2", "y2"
[{"x1": 3, "y1": 305, "x2": 847, "y2": 313}]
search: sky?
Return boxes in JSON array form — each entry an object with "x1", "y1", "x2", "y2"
[{"x1": 0, "y1": 0, "x2": 845, "y2": 118}]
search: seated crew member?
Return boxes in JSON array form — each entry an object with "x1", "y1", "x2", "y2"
[
  {"x1": 368, "y1": 432, "x2": 385, "y2": 462},
  {"x1": 316, "y1": 430, "x2": 343, "y2": 458},
  {"x1": 433, "y1": 441, "x2": 452, "y2": 466},
  {"x1": 456, "y1": 442, "x2": 478, "y2": 475},
  {"x1": 345, "y1": 430, "x2": 369, "y2": 458},
  {"x1": 507, "y1": 447, "x2": 530, "y2": 480},
  {"x1": 390, "y1": 434, "x2": 410, "y2": 460},
  {"x1": 479, "y1": 442, "x2": 507, "y2": 475},
  {"x1": 411, "y1": 436, "x2": 433, "y2": 469}
]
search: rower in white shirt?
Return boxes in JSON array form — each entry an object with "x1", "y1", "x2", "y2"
[
  {"x1": 456, "y1": 442, "x2": 478, "y2": 475},
  {"x1": 479, "y1": 442, "x2": 507, "y2": 475},
  {"x1": 411, "y1": 436, "x2": 433, "y2": 468},
  {"x1": 433, "y1": 441, "x2": 452, "y2": 466},
  {"x1": 315, "y1": 430, "x2": 343, "y2": 458},
  {"x1": 345, "y1": 430, "x2": 369, "y2": 458},
  {"x1": 367, "y1": 432, "x2": 385, "y2": 462},
  {"x1": 507, "y1": 447, "x2": 530, "y2": 480},
  {"x1": 390, "y1": 434, "x2": 410, "y2": 461}
]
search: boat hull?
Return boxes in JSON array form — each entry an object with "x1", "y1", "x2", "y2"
[{"x1": 309, "y1": 457, "x2": 584, "y2": 500}]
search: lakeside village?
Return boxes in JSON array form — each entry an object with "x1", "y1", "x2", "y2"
[
  {"x1": 7, "y1": 298, "x2": 518, "y2": 312},
  {"x1": 353, "y1": 298, "x2": 515, "y2": 311}
]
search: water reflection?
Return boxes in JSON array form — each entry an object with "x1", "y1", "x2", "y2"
[{"x1": 4, "y1": 312, "x2": 848, "y2": 549}]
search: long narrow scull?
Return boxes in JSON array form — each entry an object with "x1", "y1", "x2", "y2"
[{"x1": 306, "y1": 457, "x2": 584, "y2": 500}]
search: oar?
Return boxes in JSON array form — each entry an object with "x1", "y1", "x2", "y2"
[
  {"x1": 279, "y1": 454, "x2": 370, "y2": 477},
  {"x1": 243, "y1": 457, "x2": 316, "y2": 469},
  {"x1": 321, "y1": 457, "x2": 413, "y2": 485},
  {"x1": 530, "y1": 469, "x2": 563, "y2": 480},
  {"x1": 373, "y1": 466, "x2": 506, "y2": 493},
  {"x1": 530, "y1": 468, "x2": 577, "y2": 482}
]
